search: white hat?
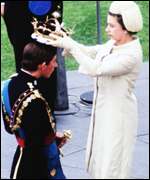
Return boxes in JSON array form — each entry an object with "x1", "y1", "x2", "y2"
[{"x1": 109, "y1": 1, "x2": 143, "y2": 32}]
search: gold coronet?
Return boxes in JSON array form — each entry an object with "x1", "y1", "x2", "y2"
[{"x1": 31, "y1": 11, "x2": 73, "y2": 44}]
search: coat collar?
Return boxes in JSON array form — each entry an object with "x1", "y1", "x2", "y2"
[
  {"x1": 18, "y1": 69, "x2": 38, "y2": 86},
  {"x1": 112, "y1": 37, "x2": 140, "y2": 51}
]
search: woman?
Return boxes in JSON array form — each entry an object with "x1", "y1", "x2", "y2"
[{"x1": 46, "y1": 1, "x2": 143, "y2": 179}]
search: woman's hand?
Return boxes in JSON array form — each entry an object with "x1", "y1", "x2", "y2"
[{"x1": 47, "y1": 33, "x2": 77, "y2": 52}]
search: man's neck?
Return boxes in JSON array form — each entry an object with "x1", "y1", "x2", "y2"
[{"x1": 21, "y1": 68, "x2": 40, "y2": 78}]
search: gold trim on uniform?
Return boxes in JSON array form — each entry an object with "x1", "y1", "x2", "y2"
[
  {"x1": 27, "y1": 82, "x2": 34, "y2": 90},
  {"x1": 3, "y1": 82, "x2": 56, "y2": 133},
  {"x1": 12, "y1": 83, "x2": 56, "y2": 132},
  {"x1": 13, "y1": 147, "x2": 23, "y2": 179}
]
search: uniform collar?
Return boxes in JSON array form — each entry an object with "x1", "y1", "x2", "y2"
[{"x1": 20, "y1": 69, "x2": 38, "y2": 86}]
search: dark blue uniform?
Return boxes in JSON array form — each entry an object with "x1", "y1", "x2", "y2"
[{"x1": 2, "y1": 70, "x2": 66, "y2": 179}]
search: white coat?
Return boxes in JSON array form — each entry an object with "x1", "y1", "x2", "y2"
[{"x1": 70, "y1": 38, "x2": 143, "y2": 179}]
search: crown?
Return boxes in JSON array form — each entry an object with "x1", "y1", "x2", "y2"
[{"x1": 31, "y1": 11, "x2": 72, "y2": 45}]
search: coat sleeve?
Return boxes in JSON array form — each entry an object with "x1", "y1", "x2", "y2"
[
  {"x1": 71, "y1": 43, "x2": 102, "y2": 75},
  {"x1": 70, "y1": 46, "x2": 137, "y2": 77},
  {"x1": 2, "y1": 103, "x2": 13, "y2": 134},
  {"x1": 76, "y1": 44, "x2": 101, "y2": 59}
]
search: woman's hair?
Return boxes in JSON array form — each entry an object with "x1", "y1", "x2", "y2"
[
  {"x1": 108, "y1": 12, "x2": 137, "y2": 35},
  {"x1": 21, "y1": 41, "x2": 57, "y2": 71}
]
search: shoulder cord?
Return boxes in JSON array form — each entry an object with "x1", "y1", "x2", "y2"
[{"x1": 11, "y1": 89, "x2": 55, "y2": 133}]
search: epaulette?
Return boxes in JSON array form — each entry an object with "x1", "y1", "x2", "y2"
[{"x1": 3, "y1": 82, "x2": 56, "y2": 133}]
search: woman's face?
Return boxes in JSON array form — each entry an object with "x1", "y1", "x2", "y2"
[{"x1": 105, "y1": 14, "x2": 127, "y2": 44}]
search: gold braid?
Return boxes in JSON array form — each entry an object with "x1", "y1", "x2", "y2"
[{"x1": 5, "y1": 82, "x2": 56, "y2": 133}]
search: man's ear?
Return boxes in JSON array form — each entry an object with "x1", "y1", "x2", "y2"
[{"x1": 38, "y1": 62, "x2": 46, "y2": 71}]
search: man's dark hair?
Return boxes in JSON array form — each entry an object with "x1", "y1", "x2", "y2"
[
  {"x1": 21, "y1": 41, "x2": 57, "y2": 71},
  {"x1": 108, "y1": 12, "x2": 137, "y2": 35}
]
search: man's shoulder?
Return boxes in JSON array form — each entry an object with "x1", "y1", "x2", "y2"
[
  {"x1": 8, "y1": 73, "x2": 19, "y2": 86},
  {"x1": 9, "y1": 73, "x2": 27, "y2": 91}
]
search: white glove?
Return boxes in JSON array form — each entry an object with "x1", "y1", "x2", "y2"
[
  {"x1": 62, "y1": 49, "x2": 72, "y2": 57},
  {"x1": 47, "y1": 33, "x2": 78, "y2": 52}
]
